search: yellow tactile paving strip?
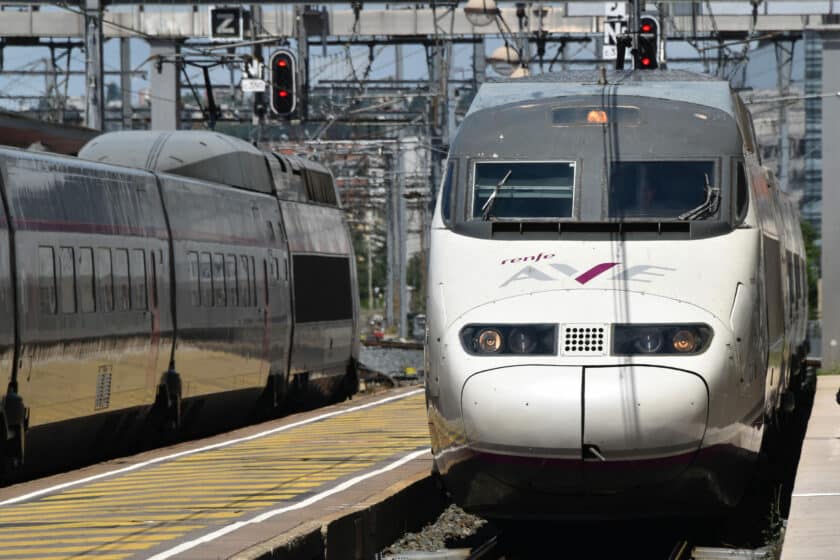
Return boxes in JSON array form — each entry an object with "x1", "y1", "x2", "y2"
[{"x1": 0, "y1": 391, "x2": 429, "y2": 559}]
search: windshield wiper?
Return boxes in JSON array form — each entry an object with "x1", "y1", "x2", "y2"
[
  {"x1": 679, "y1": 173, "x2": 720, "y2": 221},
  {"x1": 481, "y1": 169, "x2": 513, "y2": 221}
]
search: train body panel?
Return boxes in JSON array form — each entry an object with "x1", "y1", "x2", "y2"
[
  {"x1": 158, "y1": 174, "x2": 291, "y2": 402},
  {"x1": 279, "y1": 200, "x2": 356, "y2": 380},
  {"x1": 426, "y1": 70, "x2": 808, "y2": 519},
  {"x1": 0, "y1": 150, "x2": 172, "y2": 429}
]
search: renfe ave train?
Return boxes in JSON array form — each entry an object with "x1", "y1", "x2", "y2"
[
  {"x1": 425, "y1": 70, "x2": 808, "y2": 519},
  {"x1": 0, "y1": 131, "x2": 359, "y2": 470}
]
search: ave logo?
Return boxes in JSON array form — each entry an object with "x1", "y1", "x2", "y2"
[{"x1": 498, "y1": 253, "x2": 675, "y2": 288}]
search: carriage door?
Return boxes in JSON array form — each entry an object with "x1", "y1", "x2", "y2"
[{"x1": 261, "y1": 258, "x2": 271, "y2": 379}]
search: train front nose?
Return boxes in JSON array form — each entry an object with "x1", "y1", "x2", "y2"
[{"x1": 460, "y1": 364, "x2": 708, "y2": 492}]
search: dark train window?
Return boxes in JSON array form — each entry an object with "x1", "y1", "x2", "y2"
[
  {"x1": 59, "y1": 247, "x2": 76, "y2": 314},
  {"x1": 250, "y1": 257, "x2": 257, "y2": 306},
  {"x1": 609, "y1": 161, "x2": 715, "y2": 219},
  {"x1": 473, "y1": 161, "x2": 575, "y2": 219},
  {"x1": 735, "y1": 161, "x2": 749, "y2": 223},
  {"x1": 267, "y1": 221, "x2": 276, "y2": 241},
  {"x1": 239, "y1": 255, "x2": 250, "y2": 307},
  {"x1": 188, "y1": 252, "x2": 200, "y2": 306},
  {"x1": 305, "y1": 171, "x2": 338, "y2": 205},
  {"x1": 131, "y1": 249, "x2": 147, "y2": 310},
  {"x1": 441, "y1": 161, "x2": 455, "y2": 224},
  {"x1": 199, "y1": 252, "x2": 212, "y2": 306},
  {"x1": 292, "y1": 255, "x2": 353, "y2": 322},
  {"x1": 114, "y1": 249, "x2": 130, "y2": 312},
  {"x1": 225, "y1": 255, "x2": 238, "y2": 306},
  {"x1": 272, "y1": 257, "x2": 280, "y2": 282},
  {"x1": 38, "y1": 246, "x2": 57, "y2": 315},
  {"x1": 150, "y1": 255, "x2": 158, "y2": 309},
  {"x1": 213, "y1": 253, "x2": 226, "y2": 307},
  {"x1": 96, "y1": 248, "x2": 114, "y2": 312},
  {"x1": 78, "y1": 248, "x2": 95, "y2": 313}
]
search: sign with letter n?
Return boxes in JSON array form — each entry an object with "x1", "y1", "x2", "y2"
[
  {"x1": 209, "y1": 6, "x2": 243, "y2": 41},
  {"x1": 603, "y1": 2, "x2": 627, "y2": 60}
]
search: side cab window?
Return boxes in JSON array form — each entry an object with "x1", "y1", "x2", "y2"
[
  {"x1": 733, "y1": 159, "x2": 749, "y2": 226},
  {"x1": 440, "y1": 160, "x2": 456, "y2": 227}
]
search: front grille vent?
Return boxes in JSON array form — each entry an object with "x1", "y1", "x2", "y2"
[{"x1": 561, "y1": 324, "x2": 608, "y2": 356}]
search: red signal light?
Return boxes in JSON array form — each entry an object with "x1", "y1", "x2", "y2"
[
  {"x1": 278, "y1": 90, "x2": 289, "y2": 97},
  {"x1": 641, "y1": 57, "x2": 652, "y2": 67},
  {"x1": 641, "y1": 23, "x2": 653, "y2": 33},
  {"x1": 277, "y1": 59, "x2": 288, "y2": 67}
]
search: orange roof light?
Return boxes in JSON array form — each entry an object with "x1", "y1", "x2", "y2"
[{"x1": 586, "y1": 110, "x2": 608, "y2": 124}]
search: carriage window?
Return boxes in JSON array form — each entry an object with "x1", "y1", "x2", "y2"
[
  {"x1": 225, "y1": 255, "x2": 238, "y2": 306},
  {"x1": 609, "y1": 161, "x2": 716, "y2": 219},
  {"x1": 59, "y1": 247, "x2": 76, "y2": 314},
  {"x1": 213, "y1": 253, "x2": 226, "y2": 307},
  {"x1": 188, "y1": 252, "x2": 200, "y2": 306},
  {"x1": 250, "y1": 256, "x2": 257, "y2": 306},
  {"x1": 131, "y1": 249, "x2": 147, "y2": 310},
  {"x1": 472, "y1": 162, "x2": 575, "y2": 219},
  {"x1": 96, "y1": 248, "x2": 114, "y2": 312},
  {"x1": 199, "y1": 252, "x2": 212, "y2": 306},
  {"x1": 78, "y1": 248, "x2": 95, "y2": 312},
  {"x1": 239, "y1": 255, "x2": 250, "y2": 307},
  {"x1": 272, "y1": 257, "x2": 280, "y2": 282},
  {"x1": 114, "y1": 249, "x2": 130, "y2": 312},
  {"x1": 38, "y1": 246, "x2": 57, "y2": 314}
]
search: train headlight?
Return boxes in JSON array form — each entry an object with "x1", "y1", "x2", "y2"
[
  {"x1": 461, "y1": 324, "x2": 556, "y2": 356},
  {"x1": 508, "y1": 327, "x2": 537, "y2": 354},
  {"x1": 672, "y1": 330, "x2": 697, "y2": 353},
  {"x1": 612, "y1": 324, "x2": 712, "y2": 356},
  {"x1": 634, "y1": 330, "x2": 663, "y2": 354},
  {"x1": 478, "y1": 329, "x2": 503, "y2": 353}
]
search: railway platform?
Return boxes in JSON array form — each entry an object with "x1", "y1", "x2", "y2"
[
  {"x1": 0, "y1": 387, "x2": 440, "y2": 559},
  {"x1": 781, "y1": 374, "x2": 840, "y2": 560}
]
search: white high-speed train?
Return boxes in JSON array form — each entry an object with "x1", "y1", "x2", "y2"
[{"x1": 425, "y1": 70, "x2": 808, "y2": 519}]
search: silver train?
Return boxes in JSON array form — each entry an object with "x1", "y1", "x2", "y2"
[
  {"x1": 425, "y1": 70, "x2": 809, "y2": 519},
  {"x1": 0, "y1": 131, "x2": 359, "y2": 469}
]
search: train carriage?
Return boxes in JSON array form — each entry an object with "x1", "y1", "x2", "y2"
[
  {"x1": 0, "y1": 130, "x2": 358, "y2": 470},
  {"x1": 425, "y1": 70, "x2": 809, "y2": 519}
]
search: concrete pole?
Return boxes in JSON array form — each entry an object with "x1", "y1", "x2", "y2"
[
  {"x1": 84, "y1": 0, "x2": 104, "y2": 131},
  {"x1": 295, "y1": 5, "x2": 308, "y2": 119},
  {"x1": 367, "y1": 234, "x2": 373, "y2": 311},
  {"x1": 473, "y1": 38, "x2": 486, "y2": 87},
  {"x1": 385, "y1": 150, "x2": 395, "y2": 329},
  {"x1": 821, "y1": 32, "x2": 840, "y2": 368},
  {"x1": 397, "y1": 140, "x2": 408, "y2": 340},
  {"x1": 149, "y1": 40, "x2": 180, "y2": 130},
  {"x1": 120, "y1": 38, "x2": 131, "y2": 130},
  {"x1": 775, "y1": 40, "x2": 795, "y2": 192}
]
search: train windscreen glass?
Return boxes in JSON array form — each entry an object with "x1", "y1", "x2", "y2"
[
  {"x1": 472, "y1": 162, "x2": 575, "y2": 219},
  {"x1": 608, "y1": 161, "x2": 716, "y2": 219}
]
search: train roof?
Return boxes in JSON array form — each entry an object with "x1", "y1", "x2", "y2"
[
  {"x1": 467, "y1": 69, "x2": 735, "y2": 118},
  {"x1": 79, "y1": 130, "x2": 274, "y2": 194}
]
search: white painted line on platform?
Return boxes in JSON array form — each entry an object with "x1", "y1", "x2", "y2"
[
  {"x1": 791, "y1": 492, "x2": 840, "y2": 497},
  {"x1": 147, "y1": 447, "x2": 431, "y2": 560},
  {"x1": 0, "y1": 388, "x2": 424, "y2": 507}
]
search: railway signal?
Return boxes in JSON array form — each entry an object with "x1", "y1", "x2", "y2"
[
  {"x1": 634, "y1": 15, "x2": 659, "y2": 70},
  {"x1": 270, "y1": 49, "x2": 297, "y2": 116}
]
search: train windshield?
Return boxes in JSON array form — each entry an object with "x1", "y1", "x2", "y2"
[
  {"x1": 608, "y1": 161, "x2": 716, "y2": 219},
  {"x1": 472, "y1": 161, "x2": 575, "y2": 219}
]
